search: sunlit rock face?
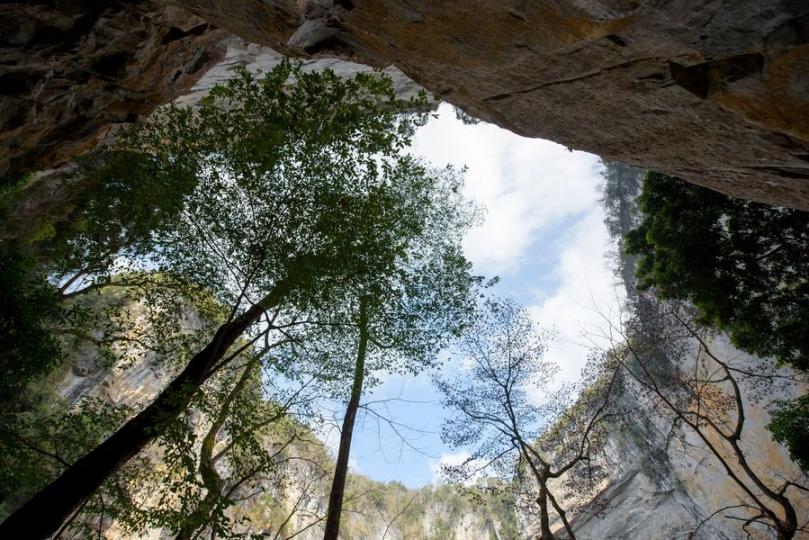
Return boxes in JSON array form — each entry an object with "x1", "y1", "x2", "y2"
[
  {"x1": 544, "y1": 333, "x2": 809, "y2": 540},
  {"x1": 56, "y1": 299, "x2": 809, "y2": 539},
  {"x1": 176, "y1": 0, "x2": 809, "y2": 209},
  {"x1": 5, "y1": 1, "x2": 808, "y2": 207}
]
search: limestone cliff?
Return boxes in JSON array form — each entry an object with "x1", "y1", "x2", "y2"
[
  {"x1": 563, "y1": 162, "x2": 809, "y2": 539},
  {"x1": 4, "y1": 1, "x2": 809, "y2": 207},
  {"x1": 545, "y1": 333, "x2": 809, "y2": 539},
  {"x1": 44, "y1": 275, "x2": 809, "y2": 539}
]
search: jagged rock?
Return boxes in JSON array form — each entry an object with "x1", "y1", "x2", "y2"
[
  {"x1": 4, "y1": 1, "x2": 808, "y2": 207},
  {"x1": 174, "y1": 0, "x2": 809, "y2": 209},
  {"x1": 0, "y1": 2, "x2": 229, "y2": 176}
]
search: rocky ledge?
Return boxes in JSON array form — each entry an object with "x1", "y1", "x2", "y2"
[
  {"x1": 3, "y1": 1, "x2": 809, "y2": 208},
  {"x1": 0, "y1": 2, "x2": 229, "y2": 176}
]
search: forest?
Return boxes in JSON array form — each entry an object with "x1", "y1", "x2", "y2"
[{"x1": 1, "y1": 60, "x2": 808, "y2": 540}]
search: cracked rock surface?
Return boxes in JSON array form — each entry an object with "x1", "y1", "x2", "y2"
[
  {"x1": 177, "y1": 0, "x2": 809, "y2": 209},
  {"x1": 3, "y1": 1, "x2": 809, "y2": 208},
  {"x1": 0, "y1": 2, "x2": 229, "y2": 176}
]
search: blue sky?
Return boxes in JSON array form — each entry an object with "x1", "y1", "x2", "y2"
[{"x1": 318, "y1": 103, "x2": 624, "y2": 488}]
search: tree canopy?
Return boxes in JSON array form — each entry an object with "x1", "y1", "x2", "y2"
[
  {"x1": 0, "y1": 61, "x2": 484, "y2": 537},
  {"x1": 626, "y1": 172, "x2": 809, "y2": 371}
]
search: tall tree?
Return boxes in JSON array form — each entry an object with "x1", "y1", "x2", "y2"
[
  {"x1": 323, "y1": 297, "x2": 370, "y2": 540},
  {"x1": 0, "y1": 61, "x2": 455, "y2": 537},
  {"x1": 436, "y1": 299, "x2": 620, "y2": 539},
  {"x1": 289, "y1": 160, "x2": 482, "y2": 539},
  {"x1": 321, "y1": 180, "x2": 482, "y2": 538}
]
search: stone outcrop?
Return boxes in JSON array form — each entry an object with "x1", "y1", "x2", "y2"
[
  {"x1": 4, "y1": 1, "x2": 808, "y2": 207},
  {"x1": 174, "y1": 0, "x2": 809, "y2": 209},
  {"x1": 572, "y1": 162, "x2": 809, "y2": 539},
  {"x1": 0, "y1": 2, "x2": 229, "y2": 176}
]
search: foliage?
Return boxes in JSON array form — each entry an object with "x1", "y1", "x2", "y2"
[
  {"x1": 0, "y1": 396, "x2": 130, "y2": 520},
  {"x1": 87, "y1": 361, "x2": 308, "y2": 538},
  {"x1": 626, "y1": 172, "x2": 809, "y2": 371},
  {"x1": 48, "y1": 151, "x2": 195, "y2": 279},
  {"x1": 0, "y1": 276, "x2": 224, "y2": 523},
  {"x1": 0, "y1": 172, "x2": 31, "y2": 207},
  {"x1": 599, "y1": 161, "x2": 642, "y2": 241},
  {"x1": 769, "y1": 395, "x2": 809, "y2": 473},
  {"x1": 436, "y1": 298, "x2": 619, "y2": 538},
  {"x1": 0, "y1": 249, "x2": 64, "y2": 413},
  {"x1": 453, "y1": 107, "x2": 482, "y2": 125}
]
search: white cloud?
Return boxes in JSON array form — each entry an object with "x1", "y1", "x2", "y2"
[
  {"x1": 430, "y1": 450, "x2": 482, "y2": 485},
  {"x1": 413, "y1": 103, "x2": 625, "y2": 389},
  {"x1": 527, "y1": 207, "x2": 626, "y2": 387},
  {"x1": 412, "y1": 103, "x2": 601, "y2": 275}
]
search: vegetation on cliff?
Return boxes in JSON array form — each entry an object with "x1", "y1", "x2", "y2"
[
  {"x1": 626, "y1": 172, "x2": 809, "y2": 371},
  {"x1": 625, "y1": 172, "x2": 809, "y2": 475}
]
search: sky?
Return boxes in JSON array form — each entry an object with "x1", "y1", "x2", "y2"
[{"x1": 320, "y1": 103, "x2": 625, "y2": 488}]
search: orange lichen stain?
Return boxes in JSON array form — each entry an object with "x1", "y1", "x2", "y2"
[
  {"x1": 713, "y1": 45, "x2": 809, "y2": 143},
  {"x1": 345, "y1": 2, "x2": 641, "y2": 71}
]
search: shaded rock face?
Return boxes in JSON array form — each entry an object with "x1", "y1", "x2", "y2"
[
  {"x1": 0, "y1": 1, "x2": 229, "y2": 176},
  {"x1": 3, "y1": 2, "x2": 809, "y2": 207},
  {"x1": 175, "y1": 0, "x2": 809, "y2": 209}
]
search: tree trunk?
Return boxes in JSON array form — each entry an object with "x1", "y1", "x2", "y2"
[
  {"x1": 0, "y1": 284, "x2": 288, "y2": 539},
  {"x1": 176, "y1": 360, "x2": 256, "y2": 540},
  {"x1": 323, "y1": 298, "x2": 369, "y2": 540},
  {"x1": 547, "y1": 489, "x2": 575, "y2": 540},
  {"x1": 537, "y1": 482, "x2": 555, "y2": 540}
]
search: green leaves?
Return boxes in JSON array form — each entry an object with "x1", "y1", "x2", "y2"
[
  {"x1": 626, "y1": 172, "x2": 809, "y2": 371},
  {"x1": 0, "y1": 249, "x2": 64, "y2": 413},
  {"x1": 2, "y1": 58, "x2": 477, "y2": 537},
  {"x1": 768, "y1": 395, "x2": 809, "y2": 472}
]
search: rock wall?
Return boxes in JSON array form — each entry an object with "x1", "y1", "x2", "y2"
[
  {"x1": 56, "y1": 291, "x2": 809, "y2": 539},
  {"x1": 569, "y1": 162, "x2": 809, "y2": 539},
  {"x1": 0, "y1": 2, "x2": 229, "y2": 176},
  {"x1": 4, "y1": 1, "x2": 809, "y2": 208},
  {"x1": 549, "y1": 334, "x2": 809, "y2": 539},
  {"x1": 175, "y1": 0, "x2": 809, "y2": 209}
]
